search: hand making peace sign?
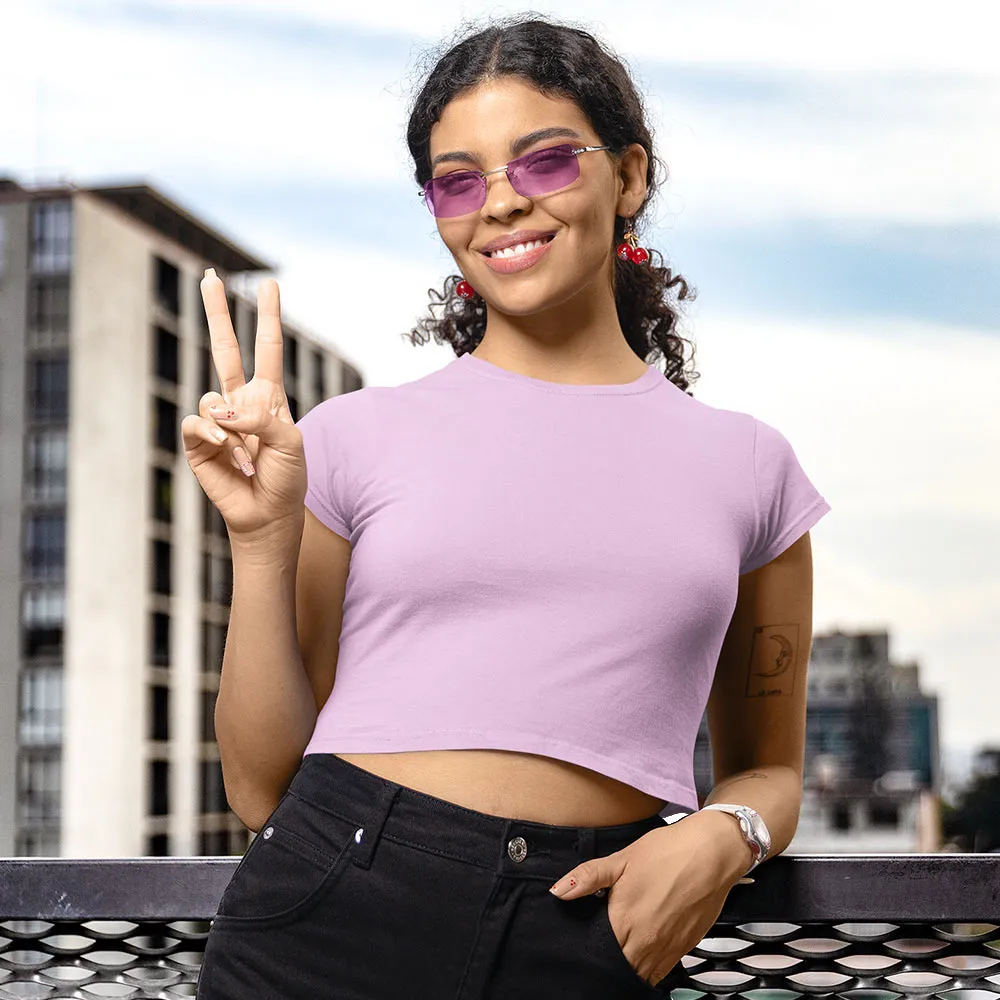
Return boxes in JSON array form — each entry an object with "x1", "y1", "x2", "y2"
[{"x1": 181, "y1": 270, "x2": 307, "y2": 546}]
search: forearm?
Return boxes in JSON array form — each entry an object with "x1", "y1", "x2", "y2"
[
  {"x1": 215, "y1": 530, "x2": 318, "y2": 830},
  {"x1": 699, "y1": 764, "x2": 803, "y2": 882}
]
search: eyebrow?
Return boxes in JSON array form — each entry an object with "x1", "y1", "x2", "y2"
[{"x1": 430, "y1": 126, "x2": 585, "y2": 171}]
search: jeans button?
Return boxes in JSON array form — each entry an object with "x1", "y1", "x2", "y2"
[
  {"x1": 262, "y1": 826, "x2": 273, "y2": 839},
  {"x1": 507, "y1": 836, "x2": 528, "y2": 862}
]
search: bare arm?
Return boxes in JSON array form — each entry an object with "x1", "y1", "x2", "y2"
[
  {"x1": 214, "y1": 523, "x2": 315, "y2": 832},
  {"x1": 215, "y1": 508, "x2": 351, "y2": 832},
  {"x1": 701, "y1": 530, "x2": 815, "y2": 872}
]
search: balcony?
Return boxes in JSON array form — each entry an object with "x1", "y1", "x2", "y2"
[{"x1": 1, "y1": 854, "x2": 998, "y2": 997}]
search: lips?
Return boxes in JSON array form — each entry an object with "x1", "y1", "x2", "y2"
[
  {"x1": 480, "y1": 232, "x2": 557, "y2": 274},
  {"x1": 478, "y1": 231, "x2": 556, "y2": 255}
]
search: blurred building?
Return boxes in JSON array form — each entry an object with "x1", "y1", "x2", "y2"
[
  {"x1": 0, "y1": 176, "x2": 362, "y2": 858},
  {"x1": 694, "y1": 628, "x2": 942, "y2": 851}
]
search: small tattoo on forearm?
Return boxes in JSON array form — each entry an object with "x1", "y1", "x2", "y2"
[{"x1": 745, "y1": 625, "x2": 799, "y2": 697}]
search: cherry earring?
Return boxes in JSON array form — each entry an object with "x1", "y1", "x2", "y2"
[
  {"x1": 616, "y1": 218, "x2": 649, "y2": 265},
  {"x1": 456, "y1": 280, "x2": 477, "y2": 299}
]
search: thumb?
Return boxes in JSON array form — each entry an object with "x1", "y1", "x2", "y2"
[{"x1": 549, "y1": 854, "x2": 623, "y2": 900}]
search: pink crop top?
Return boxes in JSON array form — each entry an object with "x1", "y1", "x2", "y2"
[{"x1": 295, "y1": 352, "x2": 832, "y2": 811}]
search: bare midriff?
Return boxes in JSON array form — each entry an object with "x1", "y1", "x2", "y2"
[{"x1": 333, "y1": 749, "x2": 669, "y2": 827}]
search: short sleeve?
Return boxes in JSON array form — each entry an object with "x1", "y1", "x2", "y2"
[
  {"x1": 740, "y1": 417, "x2": 831, "y2": 575},
  {"x1": 295, "y1": 398, "x2": 354, "y2": 541}
]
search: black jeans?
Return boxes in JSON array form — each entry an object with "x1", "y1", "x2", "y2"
[{"x1": 196, "y1": 752, "x2": 695, "y2": 999}]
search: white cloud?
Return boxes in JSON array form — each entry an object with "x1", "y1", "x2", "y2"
[
  {"x1": 690, "y1": 306, "x2": 1000, "y2": 751},
  {"x1": 2, "y1": 0, "x2": 996, "y2": 229}
]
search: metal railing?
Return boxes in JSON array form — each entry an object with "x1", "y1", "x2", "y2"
[{"x1": 1, "y1": 854, "x2": 998, "y2": 998}]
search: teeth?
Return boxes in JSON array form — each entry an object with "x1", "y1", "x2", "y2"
[{"x1": 489, "y1": 237, "x2": 549, "y2": 258}]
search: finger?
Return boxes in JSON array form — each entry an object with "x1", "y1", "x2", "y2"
[
  {"x1": 206, "y1": 399, "x2": 296, "y2": 449},
  {"x1": 181, "y1": 413, "x2": 231, "y2": 451},
  {"x1": 252, "y1": 278, "x2": 284, "y2": 385},
  {"x1": 200, "y1": 269, "x2": 246, "y2": 399},
  {"x1": 182, "y1": 415, "x2": 255, "y2": 477},
  {"x1": 198, "y1": 390, "x2": 228, "y2": 417}
]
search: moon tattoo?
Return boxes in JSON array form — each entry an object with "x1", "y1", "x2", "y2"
[
  {"x1": 757, "y1": 632, "x2": 794, "y2": 676},
  {"x1": 745, "y1": 624, "x2": 799, "y2": 696}
]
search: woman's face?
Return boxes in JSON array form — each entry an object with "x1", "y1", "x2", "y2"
[{"x1": 427, "y1": 76, "x2": 647, "y2": 317}]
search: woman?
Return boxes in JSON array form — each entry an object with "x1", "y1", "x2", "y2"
[{"x1": 187, "y1": 15, "x2": 831, "y2": 999}]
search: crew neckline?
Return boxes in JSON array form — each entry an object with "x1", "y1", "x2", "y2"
[{"x1": 456, "y1": 352, "x2": 663, "y2": 396}]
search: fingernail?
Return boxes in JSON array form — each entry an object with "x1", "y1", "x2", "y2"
[
  {"x1": 204, "y1": 267, "x2": 216, "y2": 280},
  {"x1": 212, "y1": 428, "x2": 227, "y2": 444},
  {"x1": 209, "y1": 405, "x2": 238, "y2": 420},
  {"x1": 549, "y1": 877, "x2": 575, "y2": 896},
  {"x1": 233, "y1": 445, "x2": 254, "y2": 477}
]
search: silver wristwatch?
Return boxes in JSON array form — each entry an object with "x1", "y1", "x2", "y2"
[{"x1": 700, "y1": 803, "x2": 772, "y2": 878}]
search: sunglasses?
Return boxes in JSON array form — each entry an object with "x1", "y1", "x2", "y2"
[{"x1": 419, "y1": 143, "x2": 612, "y2": 219}]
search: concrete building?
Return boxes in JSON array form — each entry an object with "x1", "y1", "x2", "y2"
[
  {"x1": 693, "y1": 628, "x2": 942, "y2": 851},
  {"x1": 0, "y1": 176, "x2": 362, "y2": 859}
]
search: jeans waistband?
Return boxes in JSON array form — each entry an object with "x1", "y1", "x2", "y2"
[{"x1": 293, "y1": 752, "x2": 694, "y2": 882}]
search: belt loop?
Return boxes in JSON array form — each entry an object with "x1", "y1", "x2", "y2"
[{"x1": 351, "y1": 781, "x2": 401, "y2": 870}]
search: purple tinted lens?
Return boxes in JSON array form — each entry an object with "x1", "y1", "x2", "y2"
[
  {"x1": 425, "y1": 144, "x2": 579, "y2": 218},
  {"x1": 508, "y1": 144, "x2": 580, "y2": 197},
  {"x1": 425, "y1": 172, "x2": 485, "y2": 218}
]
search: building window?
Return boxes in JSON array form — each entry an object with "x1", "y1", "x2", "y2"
[
  {"x1": 199, "y1": 341, "x2": 219, "y2": 395},
  {"x1": 15, "y1": 830, "x2": 60, "y2": 857},
  {"x1": 19, "y1": 666, "x2": 62, "y2": 745},
  {"x1": 202, "y1": 551, "x2": 232, "y2": 606},
  {"x1": 203, "y1": 492, "x2": 227, "y2": 539},
  {"x1": 26, "y1": 429, "x2": 68, "y2": 502},
  {"x1": 155, "y1": 256, "x2": 180, "y2": 316},
  {"x1": 150, "y1": 759, "x2": 169, "y2": 816},
  {"x1": 22, "y1": 587, "x2": 64, "y2": 659},
  {"x1": 18, "y1": 753, "x2": 61, "y2": 825},
  {"x1": 152, "y1": 539, "x2": 172, "y2": 596},
  {"x1": 312, "y1": 348, "x2": 325, "y2": 401},
  {"x1": 154, "y1": 396, "x2": 178, "y2": 453},
  {"x1": 202, "y1": 619, "x2": 227, "y2": 673},
  {"x1": 28, "y1": 356, "x2": 69, "y2": 422},
  {"x1": 869, "y1": 799, "x2": 900, "y2": 828},
  {"x1": 25, "y1": 513, "x2": 65, "y2": 581},
  {"x1": 152, "y1": 466, "x2": 173, "y2": 523},
  {"x1": 151, "y1": 685, "x2": 169, "y2": 741},
  {"x1": 31, "y1": 200, "x2": 72, "y2": 274},
  {"x1": 147, "y1": 833, "x2": 169, "y2": 856},
  {"x1": 831, "y1": 802, "x2": 852, "y2": 831},
  {"x1": 200, "y1": 758, "x2": 228, "y2": 814},
  {"x1": 201, "y1": 687, "x2": 217, "y2": 741},
  {"x1": 154, "y1": 325, "x2": 179, "y2": 384},
  {"x1": 151, "y1": 611, "x2": 170, "y2": 666},
  {"x1": 199, "y1": 829, "x2": 231, "y2": 856},
  {"x1": 284, "y1": 331, "x2": 299, "y2": 380},
  {"x1": 342, "y1": 365, "x2": 362, "y2": 393},
  {"x1": 28, "y1": 276, "x2": 70, "y2": 334}
]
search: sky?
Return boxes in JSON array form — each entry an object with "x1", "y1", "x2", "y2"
[{"x1": 3, "y1": 0, "x2": 998, "y2": 759}]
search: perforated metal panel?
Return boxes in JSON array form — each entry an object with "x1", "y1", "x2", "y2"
[{"x1": 1, "y1": 855, "x2": 998, "y2": 998}]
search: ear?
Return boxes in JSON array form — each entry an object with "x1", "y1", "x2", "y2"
[{"x1": 615, "y1": 142, "x2": 649, "y2": 218}]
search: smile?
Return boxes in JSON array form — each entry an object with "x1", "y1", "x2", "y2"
[{"x1": 481, "y1": 233, "x2": 556, "y2": 274}]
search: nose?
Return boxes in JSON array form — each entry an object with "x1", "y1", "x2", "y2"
[{"x1": 480, "y1": 167, "x2": 531, "y2": 221}]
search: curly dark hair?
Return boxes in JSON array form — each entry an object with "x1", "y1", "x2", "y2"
[{"x1": 402, "y1": 12, "x2": 700, "y2": 394}]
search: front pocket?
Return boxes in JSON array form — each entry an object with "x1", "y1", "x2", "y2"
[
  {"x1": 212, "y1": 795, "x2": 359, "y2": 929},
  {"x1": 595, "y1": 899, "x2": 665, "y2": 996}
]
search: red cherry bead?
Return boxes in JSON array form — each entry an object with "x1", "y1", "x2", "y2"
[
  {"x1": 456, "y1": 280, "x2": 475, "y2": 299},
  {"x1": 616, "y1": 242, "x2": 634, "y2": 262},
  {"x1": 631, "y1": 246, "x2": 649, "y2": 265}
]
